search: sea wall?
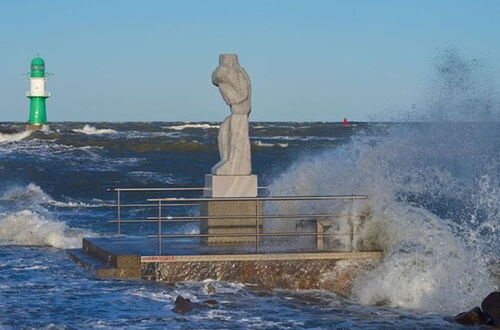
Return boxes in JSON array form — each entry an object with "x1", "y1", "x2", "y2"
[{"x1": 142, "y1": 258, "x2": 379, "y2": 296}]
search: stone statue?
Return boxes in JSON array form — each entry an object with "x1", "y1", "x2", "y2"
[{"x1": 211, "y1": 54, "x2": 252, "y2": 175}]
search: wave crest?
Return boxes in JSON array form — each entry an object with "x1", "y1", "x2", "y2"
[
  {"x1": 0, "y1": 210, "x2": 94, "y2": 248},
  {"x1": 164, "y1": 123, "x2": 220, "y2": 130},
  {"x1": 0, "y1": 183, "x2": 103, "y2": 208},
  {"x1": 0, "y1": 130, "x2": 33, "y2": 143},
  {"x1": 73, "y1": 125, "x2": 117, "y2": 135}
]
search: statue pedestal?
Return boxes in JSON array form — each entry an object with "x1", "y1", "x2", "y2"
[
  {"x1": 204, "y1": 174, "x2": 257, "y2": 198},
  {"x1": 201, "y1": 174, "x2": 261, "y2": 244}
]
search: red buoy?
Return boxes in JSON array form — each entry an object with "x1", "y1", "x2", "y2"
[{"x1": 342, "y1": 118, "x2": 349, "y2": 127}]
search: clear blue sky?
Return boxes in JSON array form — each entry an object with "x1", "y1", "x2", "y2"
[{"x1": 1, "y1": 0, "x2": 499, "y2": 122}]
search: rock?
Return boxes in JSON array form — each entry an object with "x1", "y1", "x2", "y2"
[
  {"x1": 203, "y1": 299, "x2": 219, "y2": 307},
  {"x1": 453, "y1": 307, "x2": 487, "y2": 325},
  {"x1": 173, "y1": 296, "x2": 196, "y2": 314},
  {"x1": 481, "y1": 292, "x2": 500, "y2": 326},
  {"x1": 206, "y1": 283, "x2": 216, "y2": 295}
]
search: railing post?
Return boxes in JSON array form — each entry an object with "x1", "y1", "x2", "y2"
[
  {"x1": 117, "y1": 189, "x2": 121, "y2": 235},
  {"x1": 255, "y1": 199, "x2": 259, "y2": 253},
  {"x1": 158, "y1": 200, "x2": 162, "y2": 255},
  {"x1": 350, "y1": 195, "x2": 355, "y2": 252}
]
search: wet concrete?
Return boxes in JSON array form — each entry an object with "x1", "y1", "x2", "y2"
[{"x1": 68, "y1": 236, "x2": 382, "y2": 294}]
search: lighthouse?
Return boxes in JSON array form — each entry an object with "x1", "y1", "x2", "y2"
[{"x1": 26, "y1": 57, "x2": 50, "y2": 130}]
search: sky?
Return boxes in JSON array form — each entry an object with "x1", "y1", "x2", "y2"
[{"x1": 0, "y1": 0, "x2": 499, "y2": 122}]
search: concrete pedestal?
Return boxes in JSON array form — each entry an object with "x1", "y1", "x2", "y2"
[
  {"x1": 203, "y1": 174, "x2": 257, "y2": 198},
  {"x1": 201, "y1": 174, "x2": 261, "y2": 244}
]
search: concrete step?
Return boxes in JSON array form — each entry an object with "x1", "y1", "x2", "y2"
[
  {"x1": 67, "y1": 248, "x2": 141, "y2": 279},
  {"x1": 66, "y1": 249, "x2": 111, "y2": 271}
]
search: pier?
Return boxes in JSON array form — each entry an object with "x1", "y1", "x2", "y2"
[{"x1": 68, "y1": 187, "x2": 383, "y2": 295}]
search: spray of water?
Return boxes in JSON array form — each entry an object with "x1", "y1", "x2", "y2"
[
  {"x1": 0, "y1": 184, "x2": 98, "y2": 248},
  {"x1": 0, "y1": 210, "x2": 94, "y2": 249},
  {"x1": 267, "y1": 50, "x2": 499, "y2": 313},
  {"x1": 0, "y1": 130, "x2": 32, "y2": 143}
]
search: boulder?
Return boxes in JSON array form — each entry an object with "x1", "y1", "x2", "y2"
[
  {"x1": 173, "y1": 296, "x2": 196, "y2": 314},
  {"x1": 453, "y1": 307, "x2": 487, "y2": 325},
  {"x1": 481, "y1": 292, "x2": 500, "y2": 326},
  {"x1": 173, "y1": 295, "x2": 218, "y2": 314}
]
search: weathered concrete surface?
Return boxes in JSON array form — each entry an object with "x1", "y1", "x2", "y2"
[
  {"x1": 142, "y1": 258, "x2": 378, "y2": 296},
  {"x1": 69, "y1": 237, "x2": 382, "y2": 295},
  {"x1": 80, "y1": 238, "x2": 141, "y2": 279},
  {"x1": 200, "y1": 200, "x2": 262, "y2": 244}
]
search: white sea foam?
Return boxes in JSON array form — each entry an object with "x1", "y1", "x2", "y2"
[
  {"x1": 0, "y1": 130, "x2": 33, "y2": 143},
  {"x1": 73, "y1": 124, "x2": 117, "y2": 135},
  {"x1": 253, "y1": 140, "x2": 288, "y2": 148},
  {"x1": 164, "y1": 123, "x2": 220, "y2": 130},
  {"x1": 0, "y1": 210, "x2": 94, "y2": 248}
]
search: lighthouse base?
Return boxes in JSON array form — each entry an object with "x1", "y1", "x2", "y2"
[{"x1": 26, "y1": 124, "x2": 49, "y2": 132}]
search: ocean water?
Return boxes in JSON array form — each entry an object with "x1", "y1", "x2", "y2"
[{"x1": 0, "y1": 120, "x2": 498, "y2": 329}]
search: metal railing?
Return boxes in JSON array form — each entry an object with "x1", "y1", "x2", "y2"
[{"x1": 107, "y1": 187, "x2": 369, "y2": 255}]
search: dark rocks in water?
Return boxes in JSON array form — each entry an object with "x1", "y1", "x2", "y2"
[
  {"x1": 453, "y1": 292, "x2": 500, "y2": 327},
  {"x1": 203, "y1": 299, "x2": 218, "y2": 307},
  {"x1": 173, "y1": 295, "x2": 218, "y2": 314},
  {"x1": 453, "y1": 307, "x2": 487, "y2": 325},
  {"x1": 173, "y1": 296, "x2": 197, "y2": 314},
  {"x1": 481, "y1": 292, "x2": 500, "y2": 326}
]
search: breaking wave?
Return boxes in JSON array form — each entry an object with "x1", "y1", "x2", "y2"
[
  {"x1": 253, "y1": 140, "x2": 288, "y2": 148},
  {"x1": 269, "y1": 123, "x2": 498, "y2": 314},
  {"x1": 0, "y1": 130, "x2": 33, "y2": 143},
  {"x1": 0, "y1": 210, "x2": 94, "y2": 248},
  {"x1": 164, "y1": 123, "x2": 220, "y2": 130},
  {"x1": 0, "y1": 183, "x2": 103, "y2": 208},
  {"x1": 268, "y1": 50, "x2": 499, "y2": 314},
  {"x1": 73, "y1": 124, "x2": 117, "y2": 135}
]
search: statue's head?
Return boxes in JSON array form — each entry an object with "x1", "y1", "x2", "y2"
[{"x1": 219, "y1": 54, "x2": 239, "y2": 66}]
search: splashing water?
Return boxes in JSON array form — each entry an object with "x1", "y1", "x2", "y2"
[
  {"x1": 268, "y1": 51, "x2": 499, "y2": 314},
  {"x1": 0, "y1": 210, "x2": 94, "y2": 248},
  {"x1": 0, "y1": 183, "x2": 104, "y2": 209},
  {"x1": 0, "y1": 184, "x2": 98, "y2": 248},
  {"x1": 269, "y1": 123, "x2": 498, "y2": 313},
  {"x1": 0, "y1": 130, "x2": 32, "y2": 143}
]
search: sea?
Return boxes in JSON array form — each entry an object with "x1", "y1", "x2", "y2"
[{"x1": 0, "y1": 120, "x2": 498, "y2": 329}]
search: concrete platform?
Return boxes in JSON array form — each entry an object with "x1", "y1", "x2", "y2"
[{"x1": 68, "y1": 236, "x2": 383, "y2": 294}]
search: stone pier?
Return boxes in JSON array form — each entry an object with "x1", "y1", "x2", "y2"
[{"x1": 68, "y1": 237, "x2": 382, "y2": 295}]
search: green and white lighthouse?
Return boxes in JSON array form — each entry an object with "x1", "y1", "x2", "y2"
[{"x1": 26, "y1": 57, "x2": 50, "y2": 130}]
